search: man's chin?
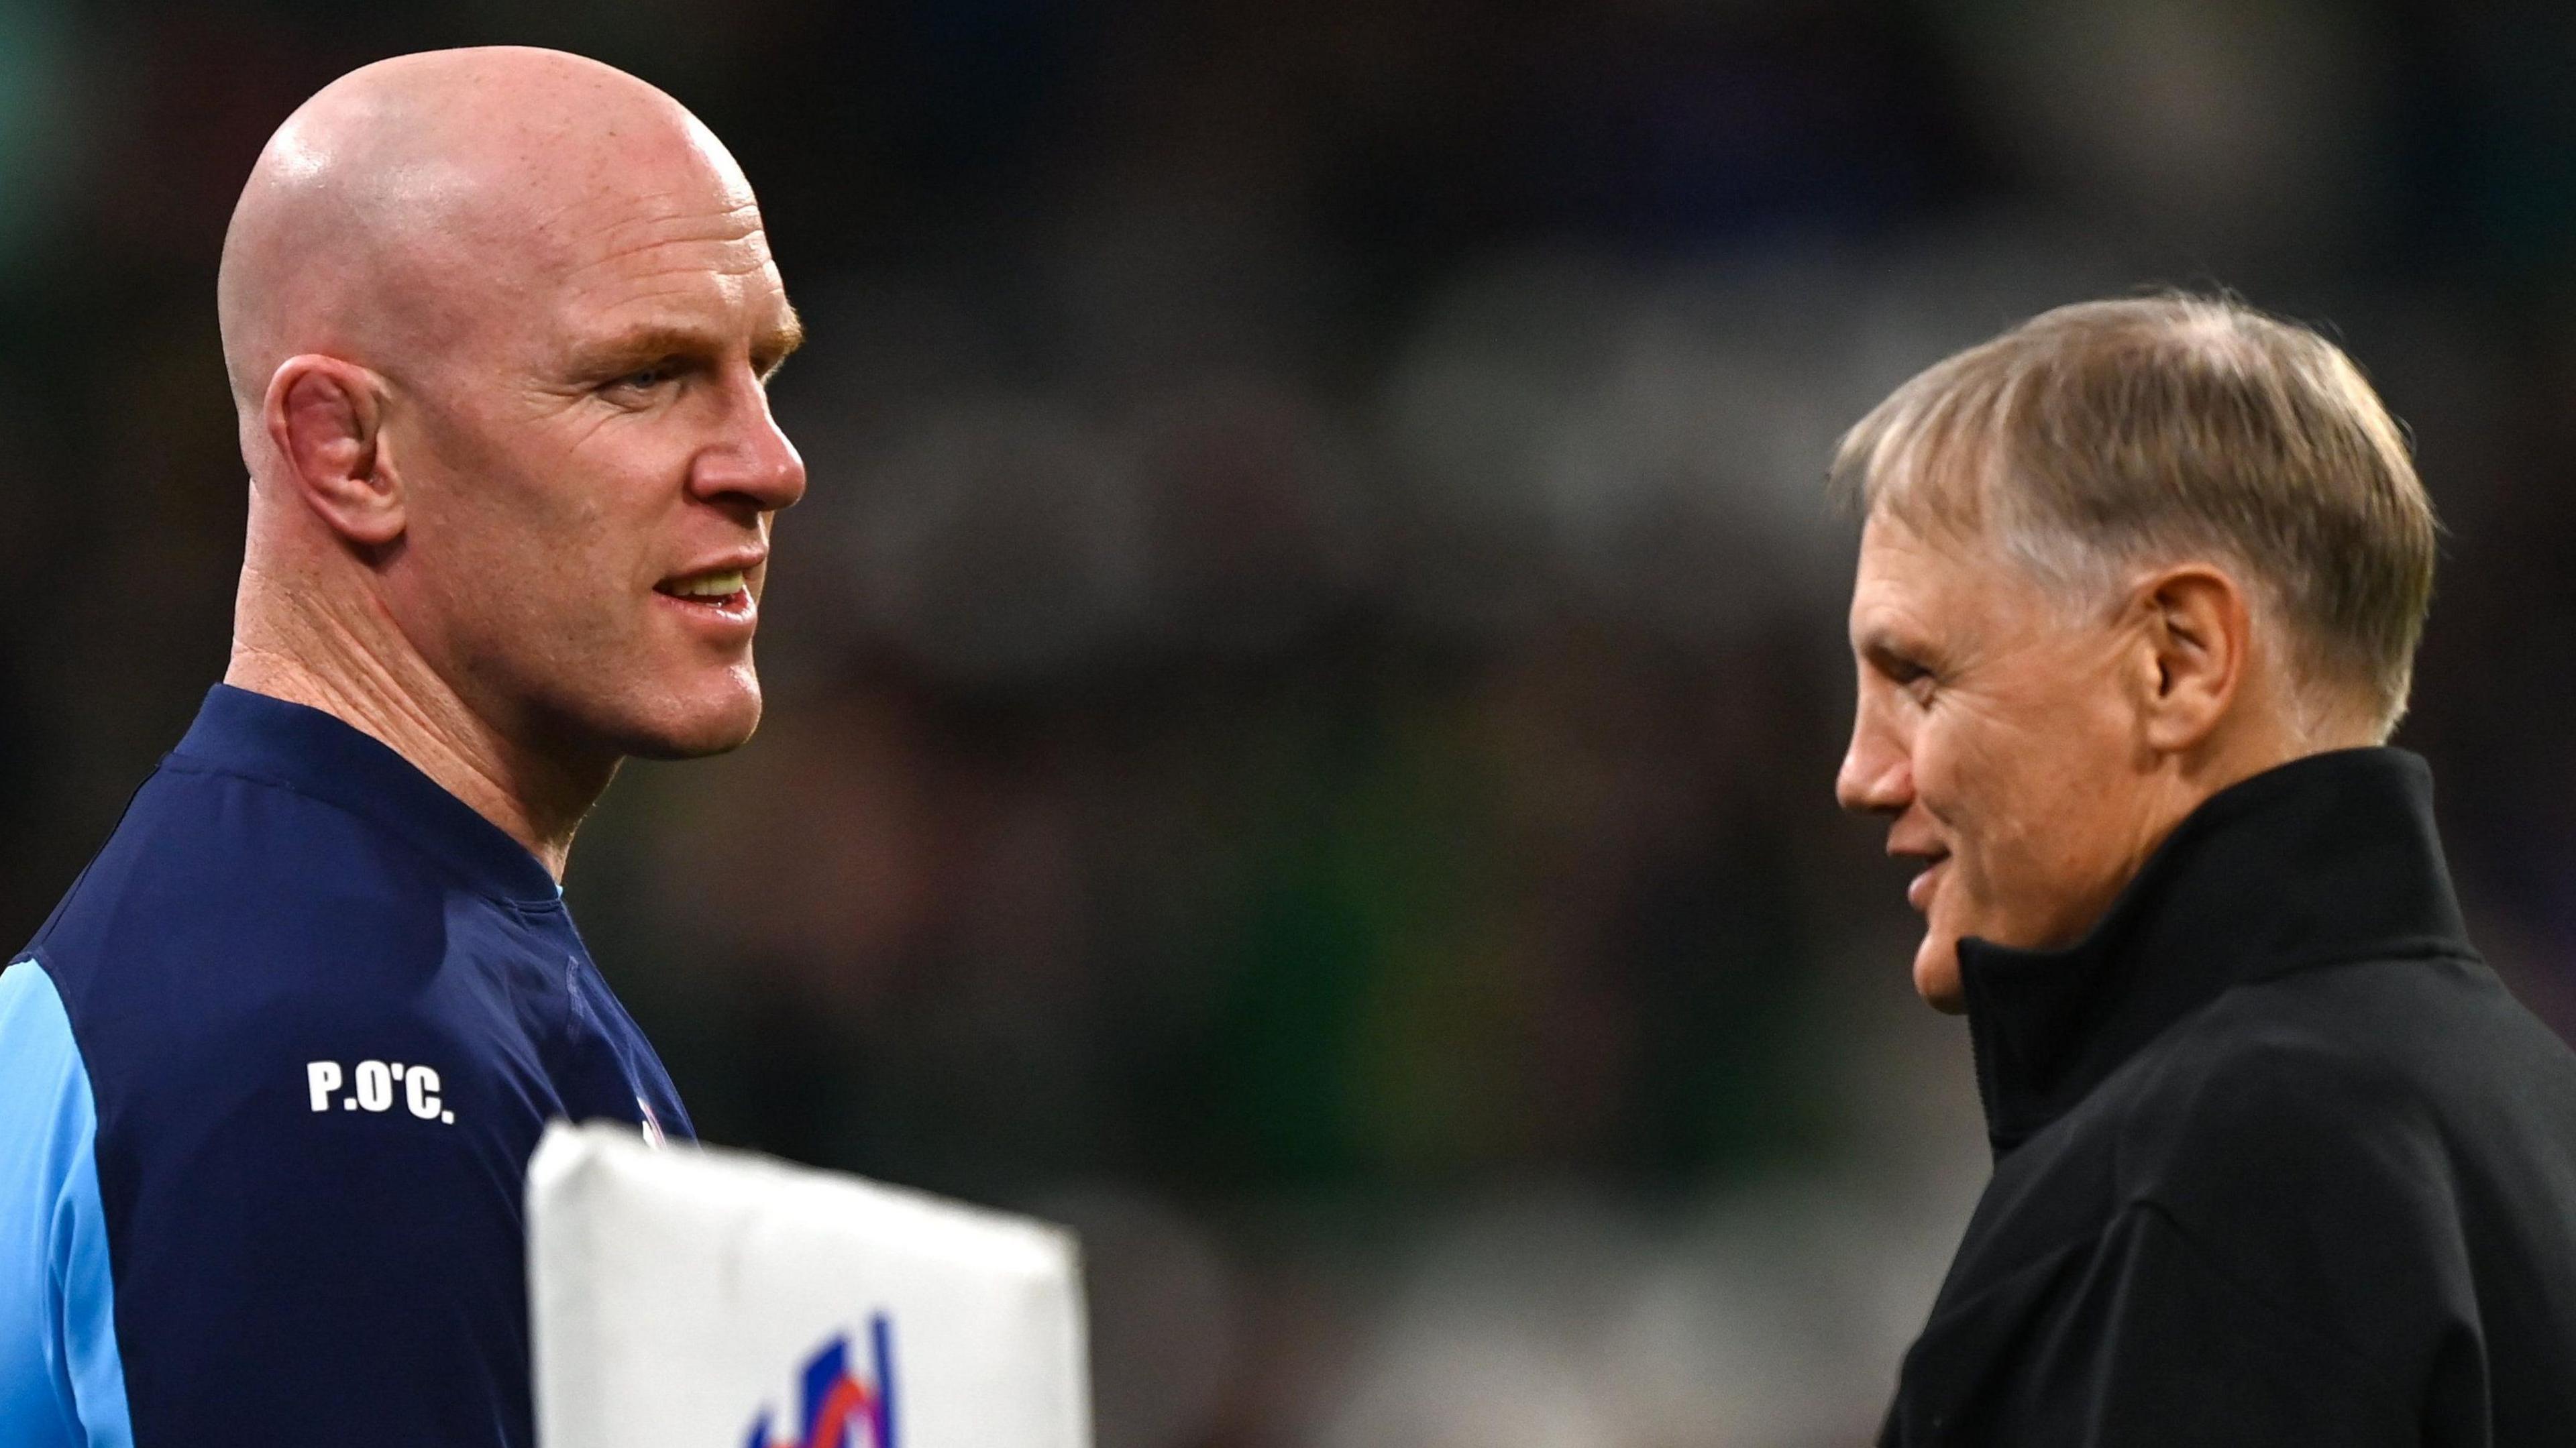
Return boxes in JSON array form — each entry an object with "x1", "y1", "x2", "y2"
[
  {"x1": 629, "y1": 712, "x2": 762, "y2": 760},
  {"x1": 1913, "y1": 932, "x2": 1968, "y2": 1014},
  {"x1": 611, "y1": 677, "x2": 765, "y2": 760},
  {"x1": 629, "y1": 725, "x2": 759, "y2": 761}
]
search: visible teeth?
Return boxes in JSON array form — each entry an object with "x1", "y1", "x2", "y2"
[{"x1": 671, "y1": 569, "x2": 747, "y2": 598}]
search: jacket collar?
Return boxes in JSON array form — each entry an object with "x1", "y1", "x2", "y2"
[
  {"x1": 166, "y1": 683, "x2": 564, "y2": 909},
  {"x1": 1959, "y1": 746, "x2": 2471, "y2": 1158}
]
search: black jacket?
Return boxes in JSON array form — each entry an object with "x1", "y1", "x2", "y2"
[{"x1": 1881, "y1": 748, "x2": 2576, "y2": 1446}]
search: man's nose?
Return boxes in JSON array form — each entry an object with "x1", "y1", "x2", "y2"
[
  {"x1": 1837, "y1": 712, "x2": 1912, "y2": 817},
  {"x1": 692, "y1": 376, "x2": 808, "y2": 514}
]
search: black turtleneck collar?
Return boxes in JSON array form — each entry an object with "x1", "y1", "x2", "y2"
[{"x1": 1958, "y1": 746, "x2": 2474, "y2": 1158}]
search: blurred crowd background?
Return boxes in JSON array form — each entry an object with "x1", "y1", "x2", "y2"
[{"x1": 6, "y1": 1, "x2": 2576, "y2": 1443}]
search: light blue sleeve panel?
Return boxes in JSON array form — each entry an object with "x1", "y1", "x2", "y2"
[{"x1": 0, "y1": 960, "x2": 133, "y2": 1448}]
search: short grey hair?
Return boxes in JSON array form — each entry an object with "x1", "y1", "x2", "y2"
[{"x1": 1830, "y1": 293, "x2": 2438, "y2": 736}]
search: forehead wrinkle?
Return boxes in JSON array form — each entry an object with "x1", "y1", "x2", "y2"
[
  {"x1": 560, "y1": 256, "x2": 785, "y2": 327},
  {"x1": 541, "y1": 192, "x2": 763, "y2": 253},
  {"x1": 562, "y1": 229, "x2": 775, "y2": 290},
  {"x1": 552, "y1": 213, "x2": 776, "y2": 314},
  {"x1": 472, "y1": 180, "x2": 768, "y2": 310}
]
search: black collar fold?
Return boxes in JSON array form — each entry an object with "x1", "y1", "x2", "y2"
[{"x1": 1959, "y1": 747, "x2": 2473, "y2": 1157}]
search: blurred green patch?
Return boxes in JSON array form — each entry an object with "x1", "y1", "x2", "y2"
[{"x1": 0, "y1": 0, "x2": 75, "y2": 274}]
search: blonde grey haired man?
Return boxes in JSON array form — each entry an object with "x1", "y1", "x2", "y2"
[{"x1": 1837, "y1": 295, "x2": 2576, "y2": 1445}]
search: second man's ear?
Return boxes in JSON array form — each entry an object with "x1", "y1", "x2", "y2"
[
  {"x1": 2136, "y1": 564, "x2": 2251, "y2": 753},
  {"x1": 264, "y1": 354, "x2": 405, "y2": 549}
]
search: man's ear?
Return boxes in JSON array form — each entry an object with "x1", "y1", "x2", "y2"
[
  {"x1": 2133, "y1": 563, "x2": 2250, "y2": 753},
  {"x1": 263, "y1": 354, "x2": 404, "y2": 548}
]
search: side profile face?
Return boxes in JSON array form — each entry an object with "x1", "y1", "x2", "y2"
[
  {"x1": 1836, "y1": 510, "x2": 2168, "y2": 1009},
  {"x1": 221, "y1": 50, "x2": 808, "y2": 771},
  {"x1": 383, "y1": 115, "x2": 806, "y2": 761}
]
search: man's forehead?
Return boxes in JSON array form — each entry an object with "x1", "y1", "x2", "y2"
[
  {"x1": 474, "y1": 125, "x2": 761, "y2": 270},
  {"x1": 1852, "y1": 510, "x2": 1947, "y2": 599},
  {"x1": 552, "y1": 205, "x2": 777, "y2": 299},
  {"x1": 564, "y1": 235, "x2": 789, "y2": 343},
  {"x1": 1857, "y1": 508, "x2": 2035, "y2": 590},
  {"x1": 447, "y1": 170, "x2": 788, "y2": 357},
  {"x1": 1849, "y1": 510, "x2": 2030, "y2": 638},
  {"x1": 522, "y1": 117, "x2": 757, "y2": 238}
]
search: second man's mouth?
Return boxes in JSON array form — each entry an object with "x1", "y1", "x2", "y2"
[{"x1": 655, "y1": 567, "x2": 751, "y2": 612}]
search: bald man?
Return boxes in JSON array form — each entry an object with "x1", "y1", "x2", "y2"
[{"x1": 0, "y1": 48, "x2": 803, "y2": 1446}]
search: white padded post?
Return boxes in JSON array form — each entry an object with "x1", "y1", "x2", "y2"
[{"x1": 528, "y1": 1121, "x2": 1091, "y2": 1448}]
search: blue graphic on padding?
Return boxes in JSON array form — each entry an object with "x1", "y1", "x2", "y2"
[{"x1": 745, "y1": 1313, "x2": 897, "y2": 1448}]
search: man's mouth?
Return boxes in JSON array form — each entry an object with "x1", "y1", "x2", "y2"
[
  {"x1": 655, "y1": 567, "x2": 752, "y2": 612},
  {"x1": 1906, "y1": 855, "x2": 1949, "y2": 913}
]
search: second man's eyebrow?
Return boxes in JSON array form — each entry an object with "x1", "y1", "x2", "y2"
[
  {"x1": 578, "y1": 325, "x2": 723, "y2": 375},
  {"x1": 760, "y1": 305, "x2": 806, "y2": 366},
  {"x1": 574, "y1": 312, "x2": 804, "y2": 377}
]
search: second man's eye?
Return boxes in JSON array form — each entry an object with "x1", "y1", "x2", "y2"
[
  {"x1": 1884, "y1": 659, "x2": 1937, "y2": 704},
  {"x1": 603, "y1": 361, "x2": 685, "y2": 399}
]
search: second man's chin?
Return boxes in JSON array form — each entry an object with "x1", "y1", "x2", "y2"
[
  {"x1": 1913, "y1": 939, "x2": 1968, "y2": 1015},
  {"x1": 600, "y1": 694, "x2": 765, "y2": 762},
  {"x1": 630, "y1": 721, "x2": 763, "y2": 762}
]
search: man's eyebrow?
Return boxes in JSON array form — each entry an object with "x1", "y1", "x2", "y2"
[
  {"x1": 577, "y1": 325, "x2": 724, "y2": 372},
  {"x1": 1856, "y1": 629, "x2": 1933, "y2": 671},
  {"x1": 764, "y1": 304, "x2": 806, "y2": 363},
  {"x1": 754, "y1": 307, "x2": 804, "y2": 379},
  {"x1": 574, "y1": 311, "x2": 805, "y2": 374}
]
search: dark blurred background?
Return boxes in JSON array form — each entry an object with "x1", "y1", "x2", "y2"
[{"x1": 7, "y1": 1, "x2": 2576, "y2": 1443}]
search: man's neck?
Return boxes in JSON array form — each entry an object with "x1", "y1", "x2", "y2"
[{"x1": 223, "y1": 632, "x2": 608, "y2": 881}]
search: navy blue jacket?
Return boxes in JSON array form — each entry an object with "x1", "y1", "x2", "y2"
[{"x1": 0, "y1": 684, "x2": 692, "y2": 1445}]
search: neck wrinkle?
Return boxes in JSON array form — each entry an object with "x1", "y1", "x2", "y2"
[{"x1": 227, "y1": 573, "x2": 603, "y2": 880}]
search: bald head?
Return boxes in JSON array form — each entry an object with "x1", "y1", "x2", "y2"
[
  {"x1": 219, "y1": 47, "x2": 757, "y2": 421},
  {"x1": 219, "y1": 48, "x2": 806, "y2": 865}
]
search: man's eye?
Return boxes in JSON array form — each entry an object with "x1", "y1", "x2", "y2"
[
  {"x1": 605, "y1": 364, "x2": 678, "y2": 396},
  {"x1": 1886, "y1": 660, "x2": 1937, "y2": 701}
]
